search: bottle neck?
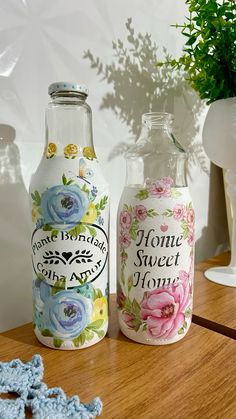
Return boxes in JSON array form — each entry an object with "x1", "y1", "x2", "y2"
[
  {"x1": 140, "y1": 113, "x2": 182, "y2": 150},
  {"x1": 142, "y1": 112, "x2": 172, "y2": 130},
  {"x1": 125, "y1": 113, "x2": 187, "y2": 187},
  {"x1": 45, "y1": 94, "x2": 95, "y2": 158}
]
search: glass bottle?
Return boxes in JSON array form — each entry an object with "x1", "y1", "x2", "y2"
[
  {"x1": 117, "y1": 112, "x2": 194, "y2": 345},
  {"x1": 30, "y1": 82, "x2": 109, "y2": 349}
]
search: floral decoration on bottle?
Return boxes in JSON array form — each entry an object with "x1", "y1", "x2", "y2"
[{"x1": 117, "y1": 177, "x2": 195, "y2": 344}]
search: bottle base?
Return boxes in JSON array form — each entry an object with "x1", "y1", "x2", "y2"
[
  {"x1": 34, "y1": 326, "x2": 107, "y2": 350},
  {"x1": 118, "y1": 315, "x2": 191, "y2": 345}
]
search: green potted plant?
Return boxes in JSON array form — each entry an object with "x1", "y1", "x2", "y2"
[
  {"x1": 159, "y1": 0, "x2": 236, "y2": 104},
  {"x1": 160, "y1": 0, "x2": 236, "y2": 286}
]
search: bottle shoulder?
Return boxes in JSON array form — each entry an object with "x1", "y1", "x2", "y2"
[
  {"x1": 126, "y1": 131, "x2": 185, "y2": 158},
  {"x1": 30, "y1": 157, "x2": 109, "y2": 193},
  {"x1": 118, "y1": 185, "x2": 193, "y2": 210}
]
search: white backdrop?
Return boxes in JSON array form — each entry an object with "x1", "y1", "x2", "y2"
[{"x1": 0, "y1": 0, "x2": 229, "y2": 331}]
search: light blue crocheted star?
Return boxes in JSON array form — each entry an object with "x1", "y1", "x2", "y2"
[
  {"x1": 0, "y1": 355, "x2": 43, "y2": 400},
  {"x1": 29, "y1": 387, "x2": 102, "y2": 419},
  {"x1": 0, "y1": 355, "x2": 102, "y2": 418},
  {"x1": 0, "y1": 398, "x2": 25, "y2": 419}
]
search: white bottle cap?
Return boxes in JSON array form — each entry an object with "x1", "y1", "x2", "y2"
[{"x1": 48, "y1": 82, "x2": 89, "y2": 96}]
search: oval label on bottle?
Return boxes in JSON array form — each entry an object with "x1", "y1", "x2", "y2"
[{"x1": 32, "y1": 223, "x2": 108, "y2": 288}]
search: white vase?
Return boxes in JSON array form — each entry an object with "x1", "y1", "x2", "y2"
[{"x1": 203, "y1": 97, "x2": 236, "y2": 287}]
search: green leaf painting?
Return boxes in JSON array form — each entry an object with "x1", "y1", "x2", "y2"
[
  {"x1": 93, "y1": 288, "x2": 103, "y2": 301},
  {"x1": 87, "y1": 319, "x2": 104, "y2": 330},
  {"x1": 171, "y1": 188, "x2": 182, "y2": 198},
  {"x1": 43, "y1": 224, "x2": 53, "y2": 231},
  {"x1": 147, "y1": 209, "x2": 158, "y2": 217},
  {"x1": 72, "y1": 318, "x2": 105, "y2": 347},
  {"x1": 86, "y1": 225, "x2": 97, "y2": 237},
  {"x1": 73, "y1": 333, "x2": 86, "y2": 347},
  {"x1": 51, "y1": 278, "x2": 66, "y2": 295},
  {"x1": 36, "y1": 272, "x2": 46, "y2": 281},
  {"x1": 81, "y1": 184, "x2": 90, "y2": 194},
  {"x1": 62, "y1": 173, "x2": 67, "y2": 185},
  {"x1": 53, "y1": 338, "x2": 63, "y2": 348},
  {"x1": 129, "y1": 220, "x2": 139, "y2": 240},
  {"x1": 99, "y1": 196, "x2": 108, "y2": 210},
  {"x1": 62, "y1": 173, "x2": 75, "y2": 186},
  {"x1": 135, "y1": 189, "x2": 149, "y2": 200},
  {"x1": 68, "y1": 223, "x2": 86, "y2": 237},
  {"x1": 51, "y1": 229, "x2": 59, "y2": 238},
  {"x1": 162, "y1": 209, "x2": 173, "y2": 217},
  {"x1": 185, "y1": 307, "x2": 192, "y2": 318},
  {"x1": 41, "y1": 329, "x2": 53, "y2": 337},
  {"x1": 95, "y1": 330, "x2": 105, "y2": 339},
  {"x1": 31, "y1": 190, "x2": 41, "y2": 206},
  {"x1": 95, "y1": 195, "x2": 109, "y2": 216}
]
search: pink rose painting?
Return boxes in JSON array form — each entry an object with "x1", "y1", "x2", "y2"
[
  {"x1": 119, "y1": 231, "x2": 131, "y2": 248},
  {"x1": 161, "y1": 176, "x2": 173, "y2": 185},
  {"x1": 120, "y1": 210, "x2": 132, "y2": 230},
  {"x1": 187, "y1": 227, "x2": 194, "y2": 246},
  {"x1": 122, "y1": 312, "x2": 135, "y2": 328},
  {"x1": 173, "y1": 204, "x2": 186, "y2": 220},
  {"x1": 147, "y1": 178, "x2": 173, "y2": 198},
  {"x1": 140, "y1": 282, "x2": 189, "y2": 339},
  {"x1": 134, "y1": 205, "x2": 147, "y2": 221},
  {"x1": 121, "y1": 251, "x2": 128, "y2": 263},
  {"x1": 186, "y1": 208, "x2": 195, "y2": 226},
  {"x1": 179, "y1": 270, "x2": 189, "y2": 287},
  {"x1": 117, "y1": 289, "x2": 126, "y2": 309}
]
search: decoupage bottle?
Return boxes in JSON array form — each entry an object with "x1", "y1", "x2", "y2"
[
  {"x1": 117, "y1": 112, "x2": 194, "y2": 345},
  {"x1": 30, "y1": 82, "x2": 109, "y2": 349}
]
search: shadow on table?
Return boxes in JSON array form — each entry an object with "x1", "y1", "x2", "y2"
[{"x1": 1, "y1": 323, "x2": 44, "y2": 349}]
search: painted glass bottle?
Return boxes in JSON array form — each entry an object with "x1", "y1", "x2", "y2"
[
  {"x1": 30, "y1": 82, "x2": 109, "y2": 349},
  {"x1": 117, "y1": 112, "x2": 194, "y2": 345}
]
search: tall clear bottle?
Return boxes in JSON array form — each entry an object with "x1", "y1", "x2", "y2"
[
  {"x1": 117, "y1": 113, "x2": 194, "y2": 345},
  {"x1": 30, "y1": 82, "x2": 109, "y2": 349}
]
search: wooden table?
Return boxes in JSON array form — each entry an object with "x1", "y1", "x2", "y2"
[
  {"x1": 193, "y1": 252, "x2": 236, "y2": 339},
  {"x1": 1, "y1": 254, "x2": 236, "y2": 418},
  {"x1": 0, "y1": 295, "x2": 235, "y2": 418}
]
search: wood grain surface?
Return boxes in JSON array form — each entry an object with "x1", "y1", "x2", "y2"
[
  {"x1": 0, "y1": 296, "x2": 235, "y2": 419},
  {"x1": 193, "y1": 252, "x2": 236, "y2": 338}
]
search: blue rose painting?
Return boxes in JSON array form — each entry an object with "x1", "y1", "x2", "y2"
[
  {"x1": 45, "y1": 291, "x2": 92, "y2": 339},
  {"x1": 33, "y1": 280, "x2": 92, "y2": 340},
  {"x1": 41, "y1": 184, "x2": 89, "y2": 226},
  {"x1": 33, "y1": 279, "x2": 107, "y2": 347}
]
